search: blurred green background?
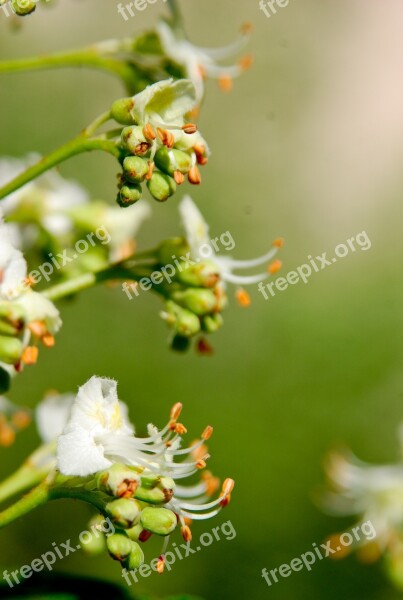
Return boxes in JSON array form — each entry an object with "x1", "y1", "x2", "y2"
[{"x1": 1, "y1": 0, "x2": 403, "y2": 598}]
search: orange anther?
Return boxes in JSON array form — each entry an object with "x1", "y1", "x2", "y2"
[
  {"x1": 21, "y1": 346, "x2": 38, "y2": 365},
  {"x1": 135, "y1": 142, "x2": 151, "y2": 155},
  {"x1": 0, "y1": 425, "x2": 15, "y2": 447},
  {"x1": 28, "y1": 320, "x2": 46, "y2": 338},
  {"x1": 202, "y1": 425, "x2": 213, "y2": 440},
  {"x1": 182, "y1": 123, "x2": 198, "y2": 134},
  {"x1": 146, "y1": 161, "x2": 155, "y2": 181},
  {"x1": 175, "y1": 422, "x2": 187, "y2": 435},
  {"x1": 272, "y1": 238, "x2": 284, "y2": 248},
  {"x1": 143, "y1": 123, "x2": 156, "y2": 141},
  {"x1": 196, "y1": 459, "x2": 207, "y2": 469},
  {"x1": 239, "y1": 54, "x2": 253, "y2": 71},
  {"x1": 181, "y1": 525, "x2": 192, "y2": 542},
  {"x1": 170, "y1": 402, "x2": 183, "y2": 421},
  {"x1": 222, "y1": 478, "x2": 235, "y2": 495},
  {"x1": 268, "y1": 259, "x2": 282, "y2": 275},
  {"x1": 157, "y1": 556, "x2": 165, "y2": 574},
  {"x1": 188, "y1": 166, "x2": 201, "y2": 185},
  {"x1": 218, "y1": 75, "x2": 233, "y2": 92},
  {"x1": 173, "y1": 170, "x2": 185, "y2": 185},
  {"x1": 242, "y1": 22, "x2": 253, "y2": 35},
  {"x1": 235, "y1": 288, "x2": 251, "y2": 308},
  {"x1": 42, "y1": 334, "x2": 55, "y2": 348}
]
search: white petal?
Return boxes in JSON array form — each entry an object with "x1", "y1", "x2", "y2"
[
  {"x1": 0, "y1": 215, "x2": 27, "y2": 299},
  {"x1": 179, "y1": 195, "x2": 212, "y2": 260},
  {"x1": 57, "y1": 425, "x2": 112, "y2": 476},
  {"x1": 35, "y1": 392, "x2": 75, "y2": 443},
  {"x1": 131, "y1": 79, "x2": 197, "y2": 125},
  {"x1": 16, "y1": 291, "x2": 62, "y2": 334}
]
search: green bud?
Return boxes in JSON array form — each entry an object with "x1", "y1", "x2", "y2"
[
  {"x1": 0, "y1": 367, "x2": 11, "y2": 394},
  {"x1": 172, "y1": 288, "x2": 217, "y2": 316},
  {"x1": 171, "y1": 334, "x2": 191, "y2": 353},
  {"x1": 202, "y1": 313, "x2": 224, "y2": 333},
  {"x1": 124, "y1": 541, "x2": 144, "y2": 570},
  {"x1": 11, "y1": 0, "x2": 36, "y2": 15},
  {"x1": 135, "y1": 475, "x2": 175, "y2": 505},
  {"x1": 162, "y1": 301, "x2": 201, "y2": 338},
  {"x1": 111, "y1": 97, "x2": 136, "y2": 126},
  {"x1": 147, "y1": 172, "x2": 176, "y2": 202},
  {"x1": 123, "y1": 156, "x2": 149, "y2": 183},
  {"x1": 158, "y1": 238, "x2": 190, "y2": 265},
  {"x1": 125, "y1": 523, "x2": 143, "y2": 542},
  {"x1": 154, "y1": 147, "x2": 192, "y2": 176},
  {"x1": 106, "y1": 533, "x2": 133, "y2": 562},
  {"x1": 121, "y1": 126, "x2": 148, "y2": 155},
  {"x1": 117, "y1": 183, "x2": 142, "y2": 207},
  {"x1": 176, "y1": 260, "x2": 220, "y2": 288},
  {"x1": 0, "y1": 336, "x2": 23, "y2": 365},
  {"x1": 106, "y1": 498, "x2": 141, "y2": 529},
  {"x1": 140, "y1": 507, "x2": 177, "y2": 536},
  {"x1": 0, "y1": 302, "x2": 25, "y2": 324},
  {"x1": 97, "y1": 463, "x2": 140, "y2": 498}
]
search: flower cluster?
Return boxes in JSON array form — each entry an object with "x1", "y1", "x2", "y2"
[
  {"x1": 0, "y1": 214, "x2": 61, "y2": 388},
  {"x1": 323, "y1": 440, "x2": 403, "y2": 584},
  {"x1": 112, "y1": 79, "x2": 209, "y2": 205},
  {"x1": 32, "y1": 376, "x2": 234, "y2": 573},
  {"x1": 157, "y1": 196, "x2": 283, "y2": 353}
]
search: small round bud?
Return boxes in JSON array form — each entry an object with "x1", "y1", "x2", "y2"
[
  {"x1": 106, "y1": 533, "x2": 133, "y2": 562},
  {"x1": 140, "y1": 507, "x2": 177, "y2": 536},
  {"x1": 11, "y1": 0, "x2": 36, "y2": 15},
  {"x1": 147, "y1": 172, "x2": 176, "y2": 202},
  {"x1": 135, "y1": 475, "x2": 175, "y2": 505},
  {"x1": 202, "y1": 313, "x2": 224, "y2": 333},
  {"x1": 106, "y1": 498, "x2": 141, "y2": 529},
  {"x1": 0, "y1": 336, "x2": 23, "y2": 365},
  {"x1": 117, "y1": 183, "x2": 142, "y2": 207},
  {"x1": 125, "y1": 541, "x2": 144, "y2": 570},
  {"x1": 121, "y1": 126, "x2": 148, "y2": 155},
  {"x1": 176, "y1": 260, "x2": 220, "y2": 288},
  {"x1": 123, "y1": 156, "x2": 149, "y2": 183},
  {"x1": 162, "y1": 301, "x2": 201, "y2": 338},
  {"x1": 154, "y1": 147, "x2": 193, "y2": 176},
  {"x1": 111, "y1": 97, "x2": 136, "y2": 126},
  {"x1": 172, "y1": 288, "x2": 217, "y2": 316},
  {"x1": 96, "y1": 463, "x2": 140, "y2": 498}
]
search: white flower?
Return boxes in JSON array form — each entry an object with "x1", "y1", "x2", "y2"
[
  {"x1": 0, "y1": 155, "x2": 88, "y2": 237},
  {"x1": 0, "y1": 215, "x2": 27, "y2": 300},
  {"x1": 35, "y1": 392, "x2": 75, "y2": 444},
  {"x1": 179, "y1": 195, "x2": 282, "y2": 288},
  {"x1": 324, "y1": 450, "x2": 403, "y2": 549},
  {"x1": 156, "y1": 20, "x2": 252, "y2": 103}
]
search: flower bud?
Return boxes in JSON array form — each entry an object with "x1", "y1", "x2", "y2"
[
  {"x1": 147, "y1": 172, "x2": 176, "y2": 202},
  {"x1": 122, "y1": 156, "x2": 149, "y2": 183},
  {"x1": 176, "y1": 260, "x2": 220, "y2": 288},
  {"x1": 172, "y1": 288, "x2": 217, "y2": 316},
  {"x1": 125, "y1": 523, "x2": 143, "y2": 542},
  {"x1": 106, "y1": 498, "x2": 141, "y2": 529},
  {"x1": 97, "y1": 463, "x2": 140, "y2": 498},
  {"x1": 202, "y1": 313, "x2": 224, "y2": 333},
  {"x1": 121, "y1": 126, "x2": 148, "y2": 155},
  {"x1": 171, "y1": 334, "x2": 191, "y2": 353},
  {"x1": 117, "y1": 183, "x2": 142, "y2": 207},
  {"x1": 158, "y1": 238, "x2": 190, "y2": 265},
  {"x1": 111, "y1": 97, "x2": 136, "y2": 126},
  {"x1": 135, "y1": 475, "x2": 175, "y2": 505},
  {"x1": 0, "y1": 336, "x2": 23, "y2": 365},
  {"x1": 140, "y1": 507, "x2": 177, "y2": 536},
  {"x1": 0, "y1": 367, "x2": 11, "y2": 394},
  {"x1": 124, "y1": 541, "x2": 145, "y2": 570},
  {"x1": 154, "y1": 147, "x2": 193, "y2": 176},
  {"x1": 162, "y1": 301, "x2": 201, "y2": 338},
  {"x1": 11, "y1": 0, "x2": 36, "y2": 15},
  {"x1": 106, "y1": 533, "x2": 133, "y2": 562}
]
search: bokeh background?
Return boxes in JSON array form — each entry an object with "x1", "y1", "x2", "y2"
[{"x1": 1, "y1": 0, "x2": 403, "y2": 598}]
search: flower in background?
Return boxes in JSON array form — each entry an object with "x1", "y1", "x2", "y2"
[
  {"x1": 0, "y1": 213, "x2": 61, "y2": 376},
  {"x1": 323, "y1": 439, "x2": 403, "y2": 586},
  {"x1": 56, "y1": 375, "x2": 233, "y2": 573},
  {"x1": 0, "y1": 396, "x2": 30, "y2": 447},
  {"x1": 155, "y1": 20, "x2": 252, "y2": 103}
]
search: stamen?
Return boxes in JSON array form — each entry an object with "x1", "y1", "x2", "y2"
[
  {"x1": 268, "y1": 259, "x2": 282, "y2": 275},
  {"x1": 202, "y1": 426, "x2": 213, "y2": 441},
  {"x1": 181, "y1": 525, "x2": 192, "y2": 542},
  {"x1": 42, "y1": 334, "x2": 55, "y2": 348},
  {"x1": 239, "y1": 54, "x2": 253, "y2": 71},
  {"x1": 157, "y1": 556, "x2": 165, "y2": 574},
  {"x1": 146, "y1": 161, "x2": 155, "y2": 181},
  {"x1": 174, "y1": 171, "x2": 185, "y2": 185},
  {"x1": 143, "y1": 123, "x2": 156, "y2": 141},
  {"x1": 235, "y1": 288, "x2": 251, "y2": 307},
  {"x1": 21, "y1": 346, "x2": 38, "y2": 365},
  {"x1": 182, "y1": 123, "x2": 198, "y2": 134},
  {"x1": 218, "y1": 75, "x2": 233, "y2": 92},
  {"x1": 28, "y1": 320, "x2": 46, "y2": 338},
  {"x1": 170, "y1": 402, "x2": 183, "y2": 421},
  {"x1": 188, "y1": 166, "x2": 202, "y2": 185}
]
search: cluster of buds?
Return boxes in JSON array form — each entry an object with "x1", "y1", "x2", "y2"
[
  {"x1": 0, "y1": 396, "x2": 30, "y2": 446},
  {"x1": 111, "y1": 80, "x2": 209, "y2": 205},
  {"x1": 54, "y1": 377, "x2": 234, "y2": 574},
  {"x1": 157, "y1": 238, "x2": 226, "y2": 354}
]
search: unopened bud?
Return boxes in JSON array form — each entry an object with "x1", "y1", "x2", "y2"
[
  {"x1": 158, "y1": 238, "x2": 190, "y2": 265},
  {"x1": 97, "y1": 463, "x2": 140, "y2": 498},
  {"x1": 106, "y1": 498, "x2": 141, "y2": 529},
  {"x1": 122, "y1": 156, "x2": 149, "y2": 183},
  {"x1": 202, "y1": 313, "x2": 224, "y2": 333},
  {"x1": 147, "y1": 172, "x2": 176, "y2": 202},
  {"x1": 0, "y1": 336, "x2": 23, "y2": 365},
  {"x1": 176, "y1": 260, "x2": 220, "y2": 288},
  {"x1": 121, "y1": 126, "x2": 148, "y2": 155},
  {"x1": 125, "y1": 541, "x2": 144, "y2": 570},
  {"x1": 111, "y1": 97, "x2": 136, "y2": 125},
  {"x1": 172, "y1": 288, "x2": 217, "y2": 316},
  {"x1": 117, "y1": 183, "x2": 142, "y2": 207},
  {"x1": 171, "y1": 334, "x2": 191, "y2": 353},
  {"x1": 140, "y1": 507, "x2": 177, "y2": 536},
  {"x1": 154, "y1": 147, "x2": 193, "y2": 176},
  {"x1": 106, "y1": 533, "x2": 133, "y2": 562}
]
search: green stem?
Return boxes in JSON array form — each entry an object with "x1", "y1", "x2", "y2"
[
  {"x1": 0, "y1": 49, "x2": 139, "y2": 91},
  {"x1": 0, "y1": 480, "x2": 108, "y2": 529},
  {"x1": 0, "y1": 135, "x2": 120, "y2": 201}
]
